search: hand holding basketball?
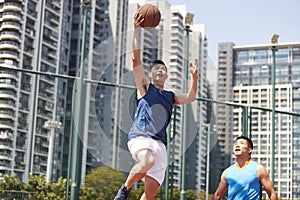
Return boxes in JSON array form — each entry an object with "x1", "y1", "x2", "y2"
[
  {"x1": 137, "y1": 4, "x2": 161, "y2": 28},
  {"x1": 134, "y1": 12, "x2": 144, "y2": 29}
]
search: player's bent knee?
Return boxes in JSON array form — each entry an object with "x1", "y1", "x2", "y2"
[{"x1": 136, "y1": 149, "x2": 155, "y2": 168}]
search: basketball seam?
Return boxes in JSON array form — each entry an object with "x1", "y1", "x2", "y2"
[
  {"x1": 152, "y1": 7, "x2": 160, "y2": 27},
  {"x1": 151, "y1": 8, "x2": 156, "y2": 27},
  {"x1": 145, "y1": 6, "x2": 151, "y2": 27}
]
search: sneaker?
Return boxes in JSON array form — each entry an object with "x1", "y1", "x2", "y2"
[{"x1": 114, "y1": 184, "x2": 131, "y2": 200}]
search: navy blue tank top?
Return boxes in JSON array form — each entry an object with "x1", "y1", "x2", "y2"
[{"x1": 128, "y1": 83, "x2": 174, "y2": 145}]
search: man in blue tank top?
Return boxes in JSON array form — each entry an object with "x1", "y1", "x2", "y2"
[
  {"x1": 211, "y1": 136, "x2": 278, "y2": 200},
  {"x1": 114, "y1": 12, "x2": 198, "y2": 200}
]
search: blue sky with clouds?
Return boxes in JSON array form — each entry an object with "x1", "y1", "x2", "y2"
[{"x1": 169, "y1": 0, "x2": 300, "y2": 68}]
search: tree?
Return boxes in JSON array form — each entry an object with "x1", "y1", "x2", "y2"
[
  {"x1": 0, "y1": 174, "x2": 29, "y2": 199},
  {"x1": 0, "y1": 174, "x2": 24, "y2": 190},
  {"x1": 52, "y1": 177, "x2": 69, "y2": 200},
  {"x1": 0, "y1": 169, "x2": 203, "y2": 199},
  {"x1": 185, "y1": 189, "x2": 198, "y2": 200},
  {"x1": 80, "y1": 186, "x2": 98, "y2": 200},
  {"x1": 25, "y1": 174, "x2": 60, "y2": 199},
  {"x1": 84, "y1": 166, "x2": 126, "y2": 200},
  {"x1": 24, "y1": 174, "x2": 96, "y2": 199}
]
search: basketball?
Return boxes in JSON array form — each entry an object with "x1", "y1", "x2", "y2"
[{"x1": 137, "y1": 4, "x2": 161, "y2": 28}]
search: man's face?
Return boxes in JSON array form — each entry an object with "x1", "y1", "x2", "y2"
[
  {"x1": 233, "y1": 139, "x2": 252, "y2": 156},
  {"x1": 150, "y1": 64, "x2": 168, "y2": 82}
]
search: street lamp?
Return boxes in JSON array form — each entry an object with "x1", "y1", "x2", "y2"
[
  {"x1": 44, "y1": 120, "x2": 62, "y2": 183},
  {"x1": 180, "y1": 12, "x2": 194, "y2": 200},
  {"x1": 270, "y1": 33, "x2": 279, "y2": 184},
  {"x1": 67, "y1": 1, "x2": 90, "y2": 200},
  {"x1": 200, "y1": 124, "x2": 211, "y2": 200},
  {"x1": 271, "y1": 34, "x2": 279, "y2": 45},
  {"x1": 185, "y1": 13, "x2": 195, "y2": 27}
]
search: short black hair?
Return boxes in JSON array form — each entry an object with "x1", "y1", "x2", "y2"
[
  {"x1": 150, "y1": 60, "x2": 167, "y2": 71},
  {"x1": 235, "y1": 136, "x2": 253, "y2": 149}
]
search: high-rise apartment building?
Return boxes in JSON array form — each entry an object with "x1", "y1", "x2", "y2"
[
  {"x1": 216, "y1": 41, "x2": 300, "y2": 198},
  {"x1": 63, "y1": 0, "x2": 130, "y2": 183},
  {"x1": 0, "y1": 0, "x2": 71, "y2": 182},
  {"x1": 211, "y1": 42, "x2": 235, "y2": 191}
]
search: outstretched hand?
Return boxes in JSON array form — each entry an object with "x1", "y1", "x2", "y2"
[
  {"x1": 134, "y1": 12, "x2": 144, "y2": 29},
  {"x1": 189, "y1": 59, "x2": 199, "y2": 80}
]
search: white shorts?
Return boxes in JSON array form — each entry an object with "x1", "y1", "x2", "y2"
[{"x1": 127, "y1": 137, "x2": 167, "y2": 185}]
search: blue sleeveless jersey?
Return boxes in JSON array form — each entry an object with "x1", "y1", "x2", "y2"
[
  {"x1": 226, "y1": 160, "x2": 261, "y2": 200},
  {"x1": 128, "y1": 83, "x2": 174, "y2": 145}
]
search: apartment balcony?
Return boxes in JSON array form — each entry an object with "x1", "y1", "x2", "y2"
[
  {"x1": 29, "y1": 8, "x2": 38, "y2": 16},
  {"x1": 32, "y1": 164, "x2": 47, "y2": 174},
  {"x1": 0, "y1": 155, "x2": 13, "y2": 162},
  {"x1": 49, "y1": 18, "x2": 59, "y2": 27},
  {"x1": 0, "y1": 114, "x2": 14, "y2": 126},
  {"x1": 41, "y1": 54, "x2": 57, "y2": 65},
  {"x1": 51, "y1": 1, "x2": 60, "y2": 10},
  {"x1": 15, "y1": 144, "x2": 26, "y2": 152},
  {"x1": 41, "y1": 138, "x2": 51, "y2": 148},
  {"x1": 0, "y1": 141, "x2": 13, "y2": 150},
  {"x1": 0, "y1": 51, "x2": 19, "y2": 61},
  {"x1": 143, "y1": 34, "x2": 153, "y2": 45},
  {"x1": 0, "y1": 122, "x2": 15, "y2": 132},
  {"x1": 39, "y1": 159, "x2": 48, "y2": 167},
  {"x1": 34, "y1": 149, "x2": 48, "y2": 157},
  {"x1": 47, "y1": 50, "x2": 58, "y2": 60},
  {"x1": 0, "y1": 155, "x2": 12, "y2": 165},
  {"x1": 0, "y1": 165, "x2": 11, "y2": 171},
  {"x1": 0, "y1": 82, "x2": 17, "y2": 90},
  {"x1": 0, "y1": 21, "x2": 21, "y2": 32},
  {"x1": 44, "y1": 88, "x2": 54, "y2": 96},
  {"x1": 171, "y1": 37, "x2": 184, "y2": 47},
  {"x1": 0, "y1": 112, "x2": 14, "y2": 121},
  {"x1": 14, "y1": 163, "x2": 25, "y2": 171},
  {"x1": 2, "y1": 3, "x2": 23, "y2": 13},
  {"x1": 0, "y1": 62, "x2": 18, "y2": 70},
  {"x1": 1, "y1": 13, "x2": 22, "y2": 23},
  {"x1": 40, "y1": 75, "x2": 55, "y2": 85},
  {"x1": 0, "y1": 29, "x2": 21, "y2": 40},
  {"x1": 45, "y1": 1, "x2": 60, "y2": 13},
  {"x1": 0, "y1": 71, "x2": 18, "y2": 81},
  {"x1": 0, "y1": 91, "x2": 17, "y2": 101},
  {"x1": 0, "y1": 42, "x2": 19, "y2": 52}
]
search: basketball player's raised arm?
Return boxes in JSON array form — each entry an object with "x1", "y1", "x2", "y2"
[
  {"x1": 174, "y1": 59, "x2": 198, "y2": 105},
  {"x1": 132, "y1": 13, "x2": 149, "y2": 97}
]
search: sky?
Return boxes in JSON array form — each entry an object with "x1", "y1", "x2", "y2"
[{"x1": 169, "y1": 0, "x2": 300, "y2": 68}]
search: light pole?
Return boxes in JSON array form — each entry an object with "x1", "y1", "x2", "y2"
[
  {"x1": 270, "y1": 33, "x2": 279, "y2": 184},
  {"x1": 205, "y1": 124, "x2": 211, "y2": 200},
  {"x1": 44, "y1": 120, "x2": 62, "y2": 183},
  {"x1": 180, "y1": 12, "x2": 194, "y2": 200},
  {"x1": 67, "y1": 1, "x2": 90, "y2": 200},
  {"x1": 200, "y1": 124, "x2": 211, "y2": 200}
]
